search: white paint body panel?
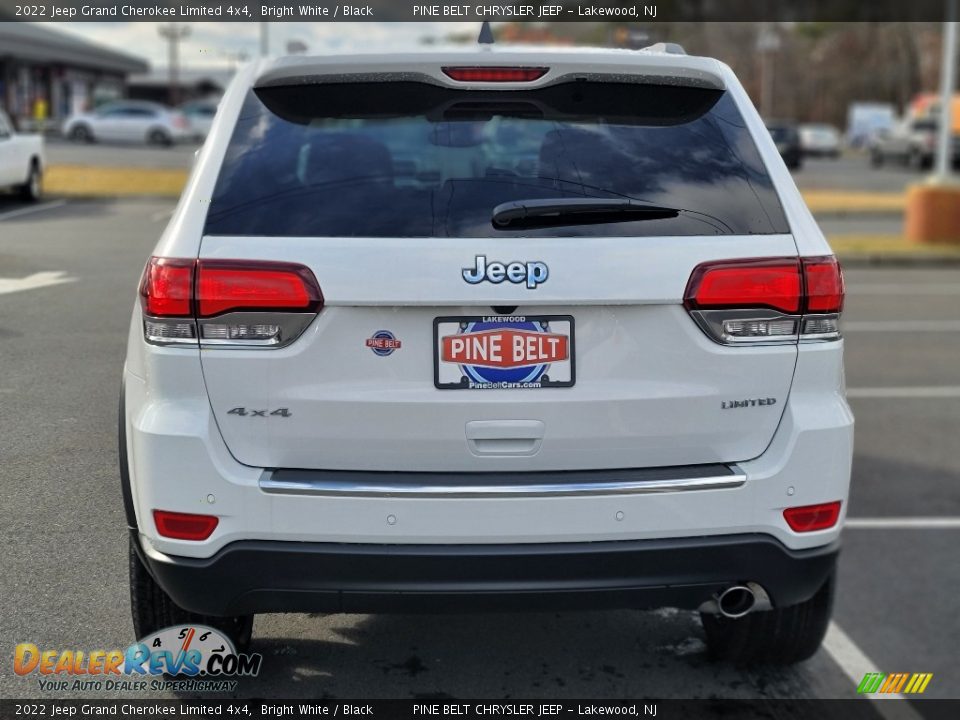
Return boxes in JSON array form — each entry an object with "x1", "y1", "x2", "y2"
[
  {"x1": 124, "y1": 46, "x2": 852, "y2": 558},
  {"x1": 124, "y1": 337, "x2": 852, "y2": 557},
  {"x1": 197, "y1": 234, "x2": 801, "y2": 471},
  {"x1": 0, "y1": 110, "x2": 43, "y2": 188}
]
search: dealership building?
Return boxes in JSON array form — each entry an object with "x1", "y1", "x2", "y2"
[
  {"x1": 127, "y1": 68, "x2": 234, "y2": 105},
  {"x1": 0, "y1": 23, "x2": 148, "y2": 130}
]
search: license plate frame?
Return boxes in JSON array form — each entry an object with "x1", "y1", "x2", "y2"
[{"x1": 433, "y1": 314, "x2": 576, "y2": 390}]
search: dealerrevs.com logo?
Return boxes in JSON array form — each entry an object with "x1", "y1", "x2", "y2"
[
  {"x1": 857, "y1": 672, "x2": 933, "y2": 695},
  {"x1": 14, "y1": 625, "x2": 262, "y2": 693}
]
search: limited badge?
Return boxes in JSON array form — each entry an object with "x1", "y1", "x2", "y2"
[{"x1": 366, "y1": 330, "x2": 402, "y2": 356}]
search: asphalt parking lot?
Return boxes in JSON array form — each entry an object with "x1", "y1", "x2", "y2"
[
  {"x1": 792, "y1": 155, "x2": 924, "y2": 193},
  {"x1": 1, "y1": 197, "x2": 957, "y2": 707}
]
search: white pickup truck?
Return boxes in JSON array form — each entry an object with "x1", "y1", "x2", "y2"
[{"x1": 0, "y1": 110, "x2": 44, "y2": 202}]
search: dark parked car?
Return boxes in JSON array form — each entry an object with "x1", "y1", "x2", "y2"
[{"x1": 766, "y1": 121, "x2": 802, "y2": 170}]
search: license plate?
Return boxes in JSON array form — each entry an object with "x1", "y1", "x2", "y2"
[{"x1": 433, "y1": 315, "x2": 575, "y2": 390}]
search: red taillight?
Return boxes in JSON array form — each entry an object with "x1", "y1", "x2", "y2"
[
  {"x1": 685, "y1": 256, "x2": 844, "y2": 344},
  {"x1": 685, "y1": 256, "x2": 846, "y2": 314},
  {"x1": 442, "y1": 66, "x2": 548, "y2": 82},
  {"x1": 803, "y1": 256, "x2": 845, "y2": 313},
  {"x1": 783, "y1": 501, "x2": 842, "y2": 532},
  {"x1": 139, "y1": 257, "x2": 323, "y2": 346},
  {"x1": 685, "y1": 258, "x2": 802, "y2": 313},
  {"x1": 153, "y1": 510, "x2": 218, "y2": 541},
  {"x1": 196, "y1": 260, "x2": 322, "y2": 317},
  {"x1": 140, "y1": 257, "x2": 194, "y2": 317}
]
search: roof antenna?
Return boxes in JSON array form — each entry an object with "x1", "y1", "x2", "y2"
[{"x1": 478, "y1": 21, "x2": 495, "y2": 45}]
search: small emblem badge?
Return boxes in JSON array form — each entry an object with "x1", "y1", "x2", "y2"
[
  {"x1": 366, "y1": 330, "x2": 402, "y2": 356},
  {"x1": 721, "y1": 397, "x2": 777, "y2": 409}
]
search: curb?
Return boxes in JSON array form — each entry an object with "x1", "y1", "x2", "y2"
[
  {"x1": 799, "y1": 190, "x2": 905, "y2": 215},
  {"x1": 834, "y1": 253, "x2": 960, "y2": 267},
  {"x1": 827, "y1": 234, "x2": 960, "y2": 266},
  {"x1": 43, "y1": 165, "x2": 188, "y2": 198}
]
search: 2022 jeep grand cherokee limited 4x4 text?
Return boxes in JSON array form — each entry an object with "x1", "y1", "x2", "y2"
[{"x1": 121, "y1": 44, "x2": 852, "y2": 665}]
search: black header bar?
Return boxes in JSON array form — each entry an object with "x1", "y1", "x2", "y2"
[
  {"x1": 0, "y1": 700, "x2": 957, "y2": 720},
  {"x1": 0, "y1": 0, "x2": 957, "y2": 23}
]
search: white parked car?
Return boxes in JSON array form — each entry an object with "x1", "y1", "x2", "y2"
[
  {"x1": 0, "y1": 110, "x2": 43, "y2": 201},
  {"x1": 122, "y1": 45, "x2": 852, "y2": 665},
  {"x1": 799, "y1": 124, "x2": 842, "y2": 158},
  {"x1": 63, "y1": 100, "x2": 190, "y2": 146},
  {"x1": 869, "y1": 117, "x2": 960, "y2": 170}
]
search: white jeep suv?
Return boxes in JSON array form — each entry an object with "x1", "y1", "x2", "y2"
[{"x1": 122, "y1": 44, "x2": 853, "y2": 664}]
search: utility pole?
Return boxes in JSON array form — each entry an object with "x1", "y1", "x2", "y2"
[
  {"x1": 158, "y1": 24, "x2": 190, "y2": 107},
  {"x1": 756, "y1": 23, "x2": 781, "y2": 119},
  {"x1": 260, "y1": 22, "x2": 269, "y2": 57},
  {"x1": 934, "y1": 0, "x2": 958, "y2": 179},
  {"x1": 906, "y1": 0, "x2": 960, "y2": 244}
]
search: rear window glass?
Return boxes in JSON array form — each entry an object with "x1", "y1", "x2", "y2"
[{"x1": 204, "y1": 81, "x2": 789, "y2": 238}]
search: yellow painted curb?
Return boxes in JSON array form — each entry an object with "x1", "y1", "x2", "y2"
[
  {"x1": 44, "y1": 165, "x2": 188, "y2": 197},
  {"x1": 828, "y1": 234, "x2": 960, "y2": 256},
  {"x1": 803, "y1": 191, "x2": 905, "y2": 214}
]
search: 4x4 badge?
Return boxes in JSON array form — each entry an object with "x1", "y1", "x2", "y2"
[{"x1": 462, "y1": 255, "x2": 549, "y2": 289}]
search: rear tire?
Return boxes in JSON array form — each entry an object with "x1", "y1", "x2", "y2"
[
  {"x1": 70, "y1": 124, "x2": 93, "y2": 143},
  {"x1": 18, "y1": 161, "x2": 41, "y2": 202},
  {"x1": 700, "y1": 572, "x2": 835, "y2": 665},
  {"x1": 129, "y1": 535, "x2": 254, "y2": 651},
  {"x1": 907, "y1": 148, "x2": 934, "y2": 171},
  {"x1": 148, "y1": 129, "x2": 173, "y2": 147}
]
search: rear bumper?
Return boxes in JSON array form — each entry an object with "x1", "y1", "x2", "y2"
[{"x1": 134, "y1": 530, "x2": 838, "y2": 617}]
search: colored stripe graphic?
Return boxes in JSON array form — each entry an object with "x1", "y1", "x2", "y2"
[
  {"x1": 857, "y1": 673, "x2": 885, "y2": 693},
  {"x1": 858, "y1": 672, "x2": 932, "y2": 694}
]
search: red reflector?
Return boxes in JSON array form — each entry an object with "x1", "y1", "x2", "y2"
[
  {"x1": 442, "y1": 66, "x2": 548, "y2": 82},
  {"x1": 196, "y1": 260, "x2": 322, "y2": 318},
  {"x1": 153, "y1": 510, "x2": 218, "y2": 541},
  {"x1": 140, "y1": 257, "x2": 194, "y2": 317},
  {"x1": 685, "y1": 258, "x2": 802, "y2": 313},
  {"x1": 803, "y1": 256, "x2": 845, "y2": 313},
  {"x1": 783, "y1": 501, "x2": 842, "y2": 532}
]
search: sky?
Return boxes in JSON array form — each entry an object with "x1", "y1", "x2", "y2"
[{"x1": 50, "y1": 21, "x2": 480, "y2": 71}]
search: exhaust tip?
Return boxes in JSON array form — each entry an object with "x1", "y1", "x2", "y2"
[{"x1": 717, "y1": 585, "x2": 756, "y2": 618}]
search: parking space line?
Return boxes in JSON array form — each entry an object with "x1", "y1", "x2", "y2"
[
  {"x1": 846, "y1": 517, "x2": 960, "y2": 529},
  {"x1": 0, "y1": 270, "x2": 75, "y2": 295},
  {"x1": 847, "y1": 386, "x2": 960, "y2": 398},
  {"x1": 844, "y1": 320, "x2": 960, "y2": 332},
  {"x1": 822, "y1": 622, "x2": 922, "y2": 713},
  {"x1": 0, "y1": 199, "x2": 68, "y2": 221},
  {"x1": 846, "y1": 284, "x2": 960, "y2": 295}
]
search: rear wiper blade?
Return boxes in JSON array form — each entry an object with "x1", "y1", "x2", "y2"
[{"x1": 491, "y1": 198, "x2": 680, "y2": 230}]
